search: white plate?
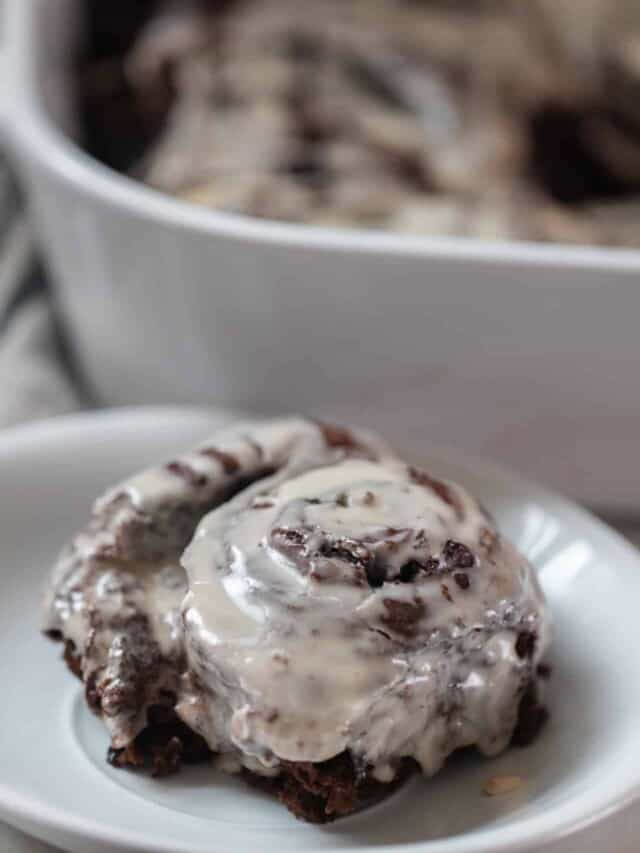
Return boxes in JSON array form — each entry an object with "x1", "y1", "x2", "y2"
[{"x1": 1, "y1": 407, "x2": 640, "y2": 853}]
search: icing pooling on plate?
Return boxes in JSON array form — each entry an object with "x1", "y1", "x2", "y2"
[{"x1": 179, "y1": 455, "x2": 550, "y2": 776}]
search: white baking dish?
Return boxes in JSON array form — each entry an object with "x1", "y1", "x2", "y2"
[{"x1": 3, "y1": 0, "x2": 640, "y2": 510}]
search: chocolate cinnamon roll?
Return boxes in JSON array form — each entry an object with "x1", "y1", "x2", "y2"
[{"x1": 42, "y1": 418, "x2": 550, "y2": 822}]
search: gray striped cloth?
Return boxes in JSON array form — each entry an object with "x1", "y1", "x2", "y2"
[{"x1": 0, "y1": 159, "x2": 88, "y2": 428}]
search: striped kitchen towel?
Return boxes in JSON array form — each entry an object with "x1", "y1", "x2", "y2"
[{"x1": 0, "y1": 158, "x2": 88, "y2": 428}]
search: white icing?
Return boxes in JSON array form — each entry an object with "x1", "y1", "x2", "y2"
[
  {"x1": 180, "y1": 455, "x2": 550, "y2": 774},
  {"x1": 95, "y1": 417, "x2": 358, "y2": 513}
]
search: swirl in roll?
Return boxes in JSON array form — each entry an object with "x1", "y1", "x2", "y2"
[{"x1": 179, "y1": 450, "x2": 550, "y2": 781}]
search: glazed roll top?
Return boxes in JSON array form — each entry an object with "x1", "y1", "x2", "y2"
[{"x1": 179, "y1": 451, "x2": 550, "y2": 778}]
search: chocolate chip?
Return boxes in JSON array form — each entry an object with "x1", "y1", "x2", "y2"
[
  {"x1": 441, "y1": 583, "x2": 453, "y2": 603},
  {"x1": 453, "y1": 572, "x2": 470, "y2": 590},
  {"x1": 266, "y1": 710, "x2": 280, "y2": 723},
  {"x1": 442, "y1": 540, "x2": 475, "y2": 570},
  {"x1": 198, "y1": 447, "x2": 240, "y2": 474},
  {"x1": 166, "y1": 461, "x2": 208, "y2": 488},
  {"x1": 515, "y1": 631, "x2": 536, "y2": 659},
  {"x1": 365, "y1": 558, "x2": 387, "y2": 588},
  {"x1": 399, "y1": 560, "x2": 422, "y2": 583},
  {"x1": 336, "y1": 492, "x2": 349, "y2": 507},
  {"x1": 380, "y1": 598, "x2": 427, "y2": 637}
]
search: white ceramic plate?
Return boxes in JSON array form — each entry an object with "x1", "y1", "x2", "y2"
[{"x1": 1, "y1": 407, "x2": 640, "y2": 853}]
